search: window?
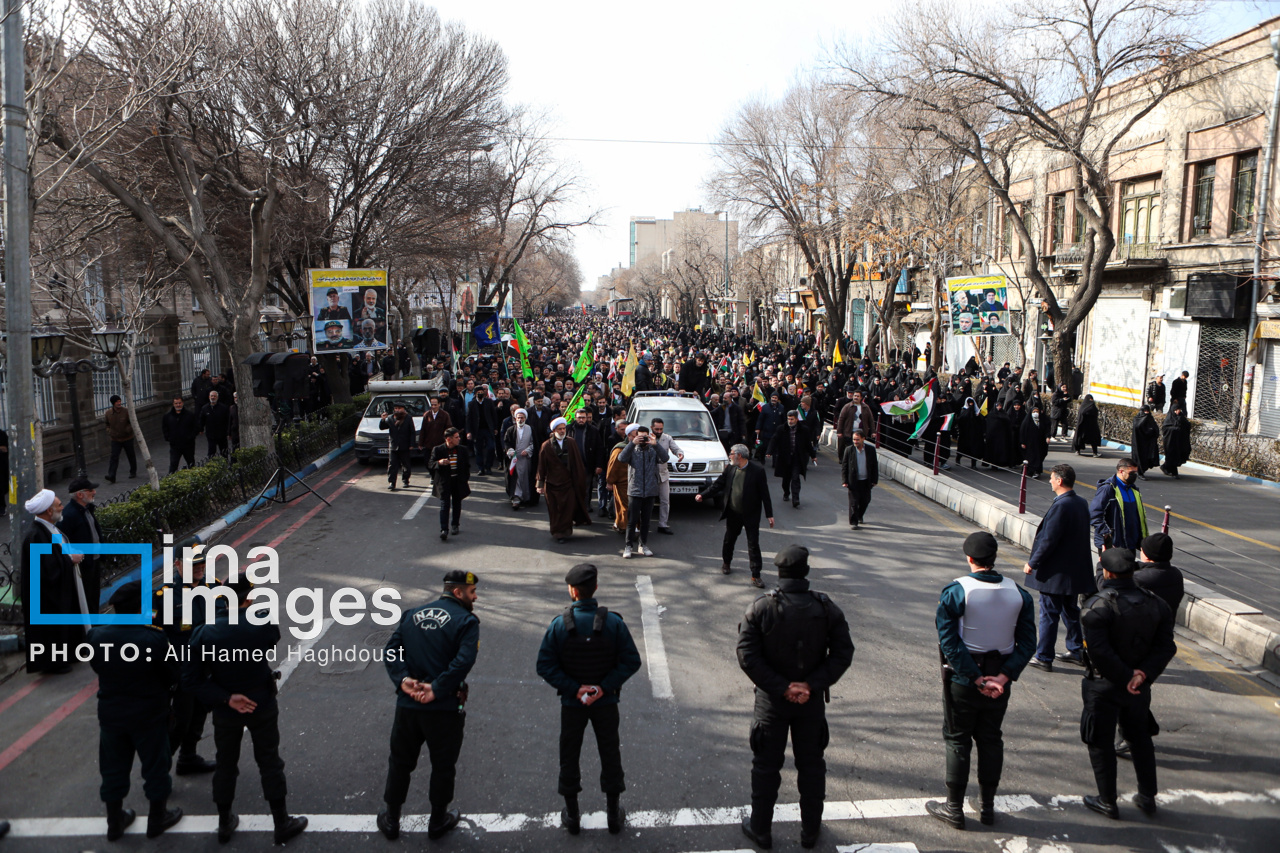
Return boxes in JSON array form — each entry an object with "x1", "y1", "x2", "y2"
[
  {"x1": 1192, "y1": 161, "x2": 1215, "y2": 237},
  {"x1": 1021, "y1": 209, "x2": 1036, "y2": 258},
  {"x1": 1121, "y1": 177, "x2": 1162, "y2": 246},
  {"x1": 1002, "y1": 208, "x2": 1013, "y2": 259},
  {"x1": 1231, "y1": 151, "x2": 1258, "y2": 234},
  {"x1": 1073, "y1": 195, "x2": 1088, "y2": 242},
  {"x1": 1050, "y1": 194, "x2": 1067, "y2": 251}
]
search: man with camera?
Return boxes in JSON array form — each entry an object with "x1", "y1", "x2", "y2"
[{"x1": 616, "y1": 424, "x2": 669, "y2": 559}]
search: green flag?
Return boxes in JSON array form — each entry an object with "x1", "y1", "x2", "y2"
[
  {"x1": 563, "y1": 382, "x2": 587, "y2": 420},
  {"x1": 513, "y1": 318, "x2": 534, "y2": 380},
  {"x1": 572, "y1": 332, "x2": 595, "y2": 383}
]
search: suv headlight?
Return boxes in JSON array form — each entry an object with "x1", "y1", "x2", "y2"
[
  {"x1": 355, "y1": 433, "x2": 372, "y2": 444},
  {"x1": 706, "y1": 460, "x2": 725, "y2": 473}
]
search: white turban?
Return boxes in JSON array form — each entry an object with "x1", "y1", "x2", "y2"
[
  {"x1": 25, "y1": 488, "x2": 56, "y2": 515},
  {"x1": 625, "y1": 423, "x2": 640, "y2": 436},
  {"x1": 550, "y1": 417, "x2": 567, "y2": 431},
  {"x1": 514, "y1": 408, "x2": 528, "y2": 418}
]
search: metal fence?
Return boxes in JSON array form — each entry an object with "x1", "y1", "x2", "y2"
[
  {"x1": 1193, "y1": 319, "x2": 1248, "y2": 424},
  {"x1": 0, "y1": 362, "x2": 59, "y2": 426},
  {"x1": 91, "y1": 349, "x2": 156, "y2": 413},
  {"x1": 178, "y1": 330, "x2": 224, "y2": 392}
]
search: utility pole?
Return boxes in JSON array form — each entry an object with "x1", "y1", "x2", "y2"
[{"x1": 3, "y1": 0, "x2": 37, "y2": 560}]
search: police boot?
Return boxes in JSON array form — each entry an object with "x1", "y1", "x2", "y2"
[
  {"x1": 740, "y1": 815, "x2": 772, "y2": 849},
  {"x1": 977, "y1": 784, "x2": 997, "y2": 825},
  {"x1": 561, "y1": 795, "x2": 580, "y2": 835},
  {"x1": 376, "y1": 805, "x2": 400, "y2": 840},
  {"x1": 606, "y1": 793, "x2": 624, "y2": 835},
  {"x1": 145, "y1": 799, "x2": 183, "y2": 838},
  {"x1": 105, "y1": 801, "x2": 136, "y2": 841},
  {"x1": 799, "y1": 823, "x2": 820, "y2": 849},
  {"x1": 427, "y1": 808, "x2": 460, "y2": 840},
  {"x1": 269, "y1": 798, "x2": 307, "y2": 844},
  {"x1": 216, "y1": 804, "x2": 239, "y2": 844},
  {"x1": 925, "y1": 785, "x2": 966, "y2": 830}
]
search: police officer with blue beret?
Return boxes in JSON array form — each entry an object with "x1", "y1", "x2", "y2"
[
  {"x1": 536, "y1": 563, "x2": 641, "y2": 835},
  {"x1": 88, "y1": 581, "x2": 184, "y2": 840},
  {"x1": 378, "y1": 569, "x2": 481, "y2": 841}
]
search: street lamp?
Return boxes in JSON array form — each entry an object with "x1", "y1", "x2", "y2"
[
  {"x1": 32, "y1": 320, "x2": 128, "y2": 477},
  {"x1": 260, "y1": 314, "x2": 308, "y2": 349}
]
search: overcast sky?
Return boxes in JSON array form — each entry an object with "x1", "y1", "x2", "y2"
[{"x1": 425, "y1": 0, "x2": 1278, "y2": 292}]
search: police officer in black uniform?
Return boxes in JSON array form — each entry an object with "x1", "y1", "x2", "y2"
[
  {"x1": 736, "y1": 545, "x2": 854, "y2": 850},
  {"x1": 154, "y1": 545, "x2": 216, "y2": 775},
  {"x1": 378, "y1": 570, "x2": 481, "y2": 841},
  {"x1": 183, "y1": 578, "x2": 307, "y2": 844},
  {"x1": 88, "y1": 581, "x2": 185, "y2": 840},
  {"x1": 926, "y1": 532, "x2": 1036, "y2": 830},
  {"x1": 536, "y1": 563, "x2": 642, "y2": 835},
  {"x1": 1079, "y1": 548, "x2": 1176, "y2": 820},
  {"x1": 380, "y1": 400, "x2": 416, "y2": 490}
]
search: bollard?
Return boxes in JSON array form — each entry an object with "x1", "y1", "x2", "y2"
[
  {"x1": 874, "y1": 414, "x2": 882, "y2": 449},
  {"x1": 1162, "y1": 505, "x2": 1171, "y2": 533},
  {"x1": 1018, "y1": 463, "x2": 1028, "y2": 514},
  {"x1": 932, "y1": 433, "x2": 942, "y2": 475}
]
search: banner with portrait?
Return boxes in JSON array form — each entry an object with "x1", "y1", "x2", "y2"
[
  {"x1": 947, "y1": 274, "x2": 1011, "y2": 337},
  {"x1": 308, "y1": 269, "x2": 389, "y2": 355}
]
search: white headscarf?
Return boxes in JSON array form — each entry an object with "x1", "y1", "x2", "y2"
[{"x1": 24, "y1": 489, "x2": 56, "y2": 515}]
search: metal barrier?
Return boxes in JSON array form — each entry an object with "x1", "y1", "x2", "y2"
[
  {"x1": 178, "y1": 331, "x2": 224, "y2": 391},
  {"x1": 0, "y1": 362, "x2": 59, "y2": 425},
  {"x1": 91, "y1": 350, "x2": 155, "y2": 413}
]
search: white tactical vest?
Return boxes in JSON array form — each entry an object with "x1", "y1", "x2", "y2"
[{"x1": 956, "y1": 574, "x2": 1023, "y2": 655}]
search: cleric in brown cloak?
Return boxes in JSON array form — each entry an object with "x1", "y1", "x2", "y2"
[{"x1": 536, "y1": 417, "x2": 593, "y2": 543}]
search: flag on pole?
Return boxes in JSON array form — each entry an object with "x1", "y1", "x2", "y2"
[
  {"x1": 450, "y1": 333, "x2": 459, "y2": 374},
  {"x1": 751, "y1": 382, "x2": 767, "y2": 411},
  {"x1": 620, "y1": 343, "x2": 639, "y2": 397},
  {"x1": 833, "y1": 341, "x2": 843, "y2": 364},
  {"x1": 563, "y1": 382, "x2": 587, "y2": 420},
  {"x1": 879, "y1": 380, "x2": 935, "y2": 441},
  {"x1": 472, "y1": 314, "x2": 499, "y2": 348},
  {"x1": 939, "y1": 412, "x2": 955, "y2": 431},
  {"x1": 571, "y1": 331, "x2": 595, "y2": 383},
  {"x1": 512, "y1": 318, "x2": 534, "y2": 380},
  {"x1": 979, "y1": 397, "x2": 989, "y2": 417}
]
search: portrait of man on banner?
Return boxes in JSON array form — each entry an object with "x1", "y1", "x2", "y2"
[{"x1": 947, "y1": 274, "x2": 1011, "y2": 337}]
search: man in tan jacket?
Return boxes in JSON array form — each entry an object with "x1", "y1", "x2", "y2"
[{"x1": 103, "y1": 395, "x2": 137, "y2": 483}]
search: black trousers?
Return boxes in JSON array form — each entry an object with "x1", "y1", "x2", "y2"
[
  {"x1": 81, "y1": 561, "x2": 101, "y2": 619},
  {"x1": 211, "y1": 705, "x2": 287, "y2": 806},
  {"x1": 943, "y1": 679, "x2": 1010, "y2": 788},
  {"x1": 749, "y1": 690, "x2": 828, "y2": 833},
  {"x1": 626, "y1": 495, "x2": 654, "y2": 547},
  {"x1": 558, "y1": 703, "x2": 625, "y2": 796},
  {"x1": 388, "y1": 449, "x2": 412, "y2": 484},
  {"x1": 99, "y1": 721, "x2": 172, "y2": 804},
  {"x1": 1080, "y1": 678, "x2": 1157, "y2": 802},
  {"x1": 847, "y1": 481, "x2": 872, "y2": 524},
  {"x1": 723, "y1": 511, "x2": 762, "y2": 576},
  {"x1": 781, "y1": 466, "x2": 804, "y2": 500},
  {"x1": 168, "y1": 442, "x2": 195, "y2": 474},
  {"x1": 383, "y1": 707, "x2": 466, "y2": 810},
  {"x1": 108, "y1": 439, "x2": 137, "y2": 478},
  {"x1": 170, "y1": 688, "x2": 208, "y2": 756},
  {"x1": 207, "y1": 435, "x2": 229, "y2": 458},
  {"x1": 439, "y1": 488, "x2": 463, "y2": 531},
  {"x1": 836, "y1": 435, "x2": 851, "y2": 462}
]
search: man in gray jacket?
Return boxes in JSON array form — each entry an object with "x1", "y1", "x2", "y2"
[
  {"x1": 617, "y1": 425, "x2": 668, "y2": 559},
  {"x1": 650, "y1": 418, "x2": 685, "y2": 536}
]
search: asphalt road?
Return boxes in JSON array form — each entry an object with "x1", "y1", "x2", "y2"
[{"x1": 1, "y1": 448, "x2": 1278, "y2": 853}]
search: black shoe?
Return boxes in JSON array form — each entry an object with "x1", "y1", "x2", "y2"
[
  {"x1": 656, "y1": 526, "x2": 673, "y2": 535},
  {"x1": 450, "y1": 525, "x2": 460, "y2": 536},
  {"x1": 1028, "y1": 656, "x2": 1053, "y2": 673},
  {"x1": 1083, "y1": 795, "x2": 1120, "y2": 820},
  {"x1": 561, "y1": 801, "x2": 581, "y2": 835},
  {"x1": 175, "y1": 753, "x2": 216, "y2": 775},
  {"x1": 440, "y1": 530, "x2": 448, "y2": 541},
  {"x1": 721, "y1": 563, "x2": 732, "y2": 575},
  {"x1": 128, "y1": 472, "x2": 137, "y2": 479},
  {"x1": 217, "y1": 811, "x2": 238, "y2": 844},
  {"x1": 146, "y1": 802, "x2": 183, "y2": 838},
  {"x1": 0, "y1": 820, "x2": 9, "y2": 839},
  {"x1": 1133, "y1": 793, "x2": 1157, "y2": 817},
  {"x1": 741, "y1": 818, "x2": 773, "y2": 849},
  {"x1": 1116, "y1": 739, "x2": 1133, "y2": 760},
  {"x1": 389, "y1": 482, "x2": 397, "y2": 491},
  {"x1": 273, "y1": 815, "x2": 308, "y2": 844},
  {"x1": 782, "y1": 493, "x2": 790, "y2": 502},
  {"x1": 376, "y1": 808, "x2": 400, "y2": 840},
  {"x1": 750, "y1": 577, "x2": 765, "y2": 589},
  {"x1": 926, "y1": 799, "x2": 965, "y2": 829},
  {"x1": 106, "y1": 802, "x2": 136, "y2": 841},
  {"x1": 104, "y1": 475, "x2": 116, "y2": 484},
  {"x1": 792, "y1": 500, "x2": 799, "y2": 508},
  {"x1": 512, "y1": 501, "x2": 522, "y2": 510},
  {"x1": 607, "y1": 799, "x2": 624, "y2": 834},
  {"x1": 427, "y1": 809, "x2": 460, "y2": 840},
  {"x1": 800, "y1": 825, "x2": 819, "y2": 848},
  {"x1": 975, "y1": 799, "x2": 995, "y2": 826},
  {"x1": 1055, "y1": 652, "x2": 1085, "y2": 666}
]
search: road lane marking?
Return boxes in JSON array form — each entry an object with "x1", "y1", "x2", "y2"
[
  {"x1": 11, "y1": 787, "x2": 1275, "y2": 837},
  {"x1": 267, "y1": 467, "x2": 370, "y2": 550},
  {"x1": 403, "y1": 490, "x2": 432, "y2": 520},
  {"x1": 838, "y1": 845, "x2": 921, "y2": 853},
  {"x1": 1172, "y1": 639, "x2": 1280, "y2": 719},
  {"x1": 231, "y1": 511, "x2": 283, "y2": 548},
  {"x1": 0, "y1": 676, "x2": 44, "y2": 717},
  {"x1": 276, "y1": 618, "x2": 335, "y2": 689},
  {"x1": 0, "y1": 679, "x2": 98, "y2": 773},
  {"x1": 635, "y1": 574, "x2": 674, "y2": 700}
]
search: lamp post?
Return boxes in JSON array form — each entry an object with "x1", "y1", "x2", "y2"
[
  {"x1": 32, "y1": 322, "x2": 128, "y2": 478},
  {"x1": 259, "y1": 315, "x2": 308, "y2": 350}
]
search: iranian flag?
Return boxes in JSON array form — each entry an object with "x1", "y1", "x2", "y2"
[{"x1": 880, "y1": 379, "x2": 935, "y2": 440}]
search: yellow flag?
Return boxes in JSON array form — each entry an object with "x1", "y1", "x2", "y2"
[
  {"x1": 620, "y1": 343, "x2": 639, "y2": 396},
  {"x1": 752, "y1": 382, "x2": 766, "y2": 407},
  {"x1": 980, "y1": 397, "x2": 989, "y2": 416},
  {"x1": 833, "y1": 341, "x2": 844, "y2": 364}
]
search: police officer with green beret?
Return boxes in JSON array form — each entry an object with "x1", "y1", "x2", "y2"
[
  {"x1": 1079, "y1": 548, "x2": 1176, "y2": 820},
  {"x1": 736, "y1": 545, "x2": 854, "y2": 850},
  {"x1": 183, "y1": 578, "x2": 307, "y2": 844},
  {"x1": 926, "y1": 532, "x2": 1036, "y2": 830},
  {"x1": 154, "y1": 545, "x2": 216, "y2": 776},
  {"x1": 536, "y1": 563, "x2": 642, "y2": 835},
  {"x1": 88, "y1": 581, "x2": 184, "y2": 840},
  {"x1": 378, "y1": 569, "x2": 481, "y2": 841}
]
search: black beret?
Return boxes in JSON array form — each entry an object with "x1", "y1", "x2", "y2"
[
  {"x1": 443, "y1": 569, "x2": 479, "y2": 586},
  {"x1": 774, "y1": 545, "x2": 810, "y2": 578},
  {"x1": 963, "y1": 531, "x2": 998, "y2": 562},
  {"x1": 1141, "y1": 533, "x2": 1173, "y2": 563},
  {"x1": 565, "y1": 563, "x2": 598, "y2": 587},
  {"x1": 1100, "y1": 548, "x2": 1138, "y2": 575},
  {"x1": 108, "y1": 580, "x2": 144, "y2": 610}
]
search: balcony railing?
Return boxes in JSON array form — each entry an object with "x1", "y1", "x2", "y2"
[{"x1": 1051, "y1": 240, "x2": 1165, "y2": 265}]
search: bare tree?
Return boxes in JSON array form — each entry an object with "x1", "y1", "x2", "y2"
[{"x1": 510, "y1": 244, "x2": 582, "y2": 319}]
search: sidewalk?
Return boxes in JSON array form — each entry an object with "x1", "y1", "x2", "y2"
[{"x1": 46, "y1": 441, "x2": 203, "y2": 506}]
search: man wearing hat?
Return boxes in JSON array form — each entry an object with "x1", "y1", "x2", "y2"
[
  {"x1": 537, "y1": 417, "x2": 593, "y2": 544},
  {"x1": 154, "y1": 545, "x2": 217, "y2": 776},
  {"x1": 925, "y1": 532, "x2": 1035, "y2": 830},
  {"x1": 736, "y1": 545, "x2": 854, "y2": 850},
  {"x1": 536, "y1": 564, "x2": 642, "y2": 836},
  {"x1": 19, "y1": 488, "x2": 86, "y2": 674},
  {"x1": 316, "y1": 287, "x2": 351, "y2": 321},
  {"x1": 1078, "y1": 548, "x2": 1176, "y2": 820},
  {"x1": 379, "y1": 570, "x2": 481, "y2": 841},
  {"x1": 58, "y1": 477, "x2": 104, "y2": 617},
  {"x1": 317, "y1": 319, "x2": 351, "y2": 351},
  {"x1": 88, "y1": 581, "x2": 184, "y2": 840},
  {"x1": 183, "y1": 578, "x2": 307, "y2": 844}
]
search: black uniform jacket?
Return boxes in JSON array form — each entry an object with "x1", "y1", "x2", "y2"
[
  {"x1": 378, "y1": 413, "x2": 417, "y2": 452},
  {"x1": 385, "y1": 594, "x2": 480, "y2": 711},
  {"x1": 737, "y1": 578, "x2": 854, "y2": 700},
  {"x1": 1081, "y1": 576, "x2": 1176, "y2": 688},
  {"x1": 88, "y1": 623, "x2": 178, "y2": 727},
  {"x1": 183, "y1": 604, "x2": 282, "y2": 721}
]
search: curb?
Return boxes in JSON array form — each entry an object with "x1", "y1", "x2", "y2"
[
  {"x1": 97, "y1": 441, "x2": 355, "y2": 607},
  {"x1": 820, "y1": 426, "x2": 1280, "y2": 677},
  {"x1": 1096, "y1": 437, "x2": 1280, "y2": 491}
]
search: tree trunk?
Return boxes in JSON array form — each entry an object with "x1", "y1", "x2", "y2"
[
  {"x1": 118, "y1": 346, "x2": 160, "y2": 489},
  {"x1": 230, "y1": 316, "x2": 273, "y2": 449}
]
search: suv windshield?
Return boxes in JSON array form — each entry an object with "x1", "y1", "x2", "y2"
[
  {"x1": 644, "y1": 409, "x2": 718, "y2": 442},
  {"x1": 365, "y1": 396, "x2": 429, "y2": 417}
]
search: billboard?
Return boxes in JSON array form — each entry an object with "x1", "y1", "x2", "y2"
[
  {"x1": 308, "y1": 269, "x2": 390, "y2": 354},
  {"x1": 947, "y1": 274, "x2": 1011, "y2": 336}
]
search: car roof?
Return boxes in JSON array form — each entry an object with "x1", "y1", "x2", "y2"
[{"x1": 628, "y1": 397, "x2": 707, "y2": 411}]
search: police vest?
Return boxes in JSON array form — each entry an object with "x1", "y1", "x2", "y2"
[
  {"x1": 955, "y1": 574, "x2": 1022, "y2": 655},
  {"x1": 761, "y1": 590, "x2": 836, "y2": 681},
  {"x1": 1087, "y1": 587, "x2": 1163, "y2": 669},
  {"x1": 560, "y1": 606, "x2": 616, "y2": 686}
]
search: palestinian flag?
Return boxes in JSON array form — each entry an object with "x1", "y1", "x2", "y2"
[
  {"x1": 880, "y1": 380, "x2": 935, "y2": 441},
  {"x1": 939, "y1": 412, "x2": 955, "y2": 432}
]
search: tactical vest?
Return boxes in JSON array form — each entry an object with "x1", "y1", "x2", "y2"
[
  {"x1": 560, "y1": 606, "x2": 616, "y2": 686},
  {"x1": 761, "y1": 590, "x2": 835, "y2": 681},
  {"x1": 1086, "y1": 587, "x2": 1163, "y2": 672}
]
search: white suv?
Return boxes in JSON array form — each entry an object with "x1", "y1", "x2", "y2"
[{"x1": 625, "y1": 392, "x2": 730, "y2": 502}]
